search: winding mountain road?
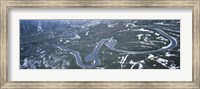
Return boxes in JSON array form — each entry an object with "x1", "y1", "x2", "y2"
[{"x1": 55, "y1": 27, "x2": 178, "y2": 68}]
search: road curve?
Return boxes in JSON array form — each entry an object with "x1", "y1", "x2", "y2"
[{"x1": 54, "y1": 27, "x2": 178, "y2": 68}]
